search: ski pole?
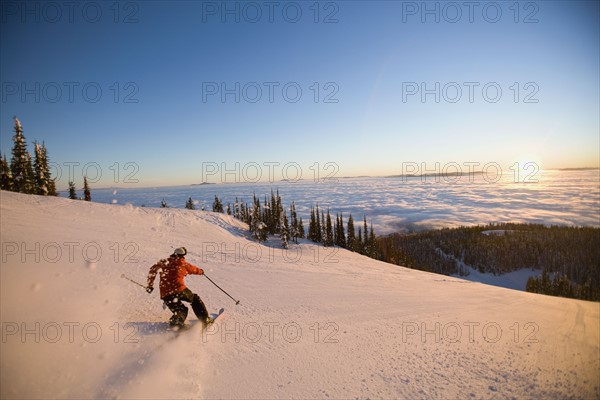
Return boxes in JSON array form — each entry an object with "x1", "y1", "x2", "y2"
[
  {"x1": 204, "y1": 274, "x2": 240, "y2": 305},
  {"x1": 121, "y1": 273, "x2": 148, "y2": 290}
]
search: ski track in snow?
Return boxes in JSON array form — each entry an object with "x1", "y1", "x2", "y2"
[{"x1": 1, "y1": 191, "x2": 598, "y2": 399}]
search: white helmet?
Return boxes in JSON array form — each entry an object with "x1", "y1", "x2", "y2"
[{"x1": 172, "y1": 247, "x2": 187, "y2": 257}]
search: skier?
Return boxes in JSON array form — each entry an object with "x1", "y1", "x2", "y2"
[{"x1": 146, "y1": 247, "x2": 213, "y2": 328}]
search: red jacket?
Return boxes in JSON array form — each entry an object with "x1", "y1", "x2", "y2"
[{"x1": 147, "y1": 256, "x2": 204, "y2": 298}]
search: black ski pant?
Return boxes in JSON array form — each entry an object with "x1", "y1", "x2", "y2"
[{"x1": 162, "y1": 288, "x2": 209, "y2": 325}]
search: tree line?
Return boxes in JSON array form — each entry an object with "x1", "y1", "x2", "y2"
[
  {"x1": 0, "y1": 116, "x2": 92, "y2": 201},
  {"x1": 173, "y1": 191, "x2": 379, "y2": 257},
  {"x1": 377, "y1": 223, "x2": 599, "y2": 301}
]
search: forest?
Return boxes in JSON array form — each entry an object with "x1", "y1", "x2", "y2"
[{"x1": 377, "y1": 223, "x2": 600, "y2": 301}]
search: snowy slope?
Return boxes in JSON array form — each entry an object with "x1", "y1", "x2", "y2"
[
  {"x1": 452, "y1": 265, "x2": 543, "y2": 292},
  {"x1": 1, "y1": 190, "x2": 598, "y2": 399}
]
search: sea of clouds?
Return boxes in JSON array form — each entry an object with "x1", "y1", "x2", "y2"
[{"x1": 90, "y1": 169, "x2": 599, "y2": 235}]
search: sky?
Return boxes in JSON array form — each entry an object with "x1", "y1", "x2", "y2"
[{"x1": 1, "y1": 0, "x2": 599, "y2": 188}]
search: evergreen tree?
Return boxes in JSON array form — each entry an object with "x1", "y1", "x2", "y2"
[
  {"x1": 251, "y1": 194, "x2": 262, "y2": 240},
  {"x1": 0, "y1": 153, "x2": 13, "y2": 191},
  {"x1": 263, "y1": 194, "x2": 272, "y2": 233},
  {"x1": 250, "y1": 204, "x2": 257, "y2": 235},
  {"x1": 47, "y1": 179, "x2": 57, "y2": 196},
  {"x1": 83, "y1": 176, "x2": 91, "y2": 201},
  {"x1": 290, "y1": 202, "x2": 299, "y2": 243},
  {"x1": 41, "y1": 143, "x2": 57, "y2": 196},
  {"x1": 23, "y1": 151, "x2": 35, "y2": 194},
  {"x1": 324, "y1": 209, "x2": 334, "y2": 247},
  {"x1": 226, "y1": 203, "x2": 231, "y2": 215},
  {"x1": 315, "y1": 205, "x2": 322, "y2": 243},
  {"x1": 257, "y1": 221, "x2": 268, "y2": 242},
  {"x1": 336, "y1": 213, "x2": 346, "y2": 248},
  {"x1": 368, "y1": 223, "x2": 378, "y2": 259},
  {"x1": 68, "y1": 181, "x2": 77, "y2": 199},
  {"x1": 347, "y1": 214, "x2": 356, "y2": 252},
  {"x1": 239, "y1": 201, "x2": 246, "y2": 222},
  {"x1": 10, "y1": 117, "x2": 35, "y2": 194},
  {"x1": 267, "y1": 190, "x2": 275, "y2": 233},
  {"x1": 333, "y1": 213, "x2": 339, "y2": 245},
  {"x1": 275, "y1": 190, "x2": 284, "y2": 234},
  {"x1": 540, "y1": 269, "x2": 551, "y2": 293},
  {"x1": 48, "y1": 178, "x2": 57, "y2": 196},
  {"x1": 280, "y1": 211, "x2": 289, "y2": 249},
  {"x1": 298, "y1": 217, "x2": 305, "y2": 239},
  {"x1": 357, "y1": 227, "x2": 363, "y2": 254},
  {"x1": 363, "y1": 215, "x2": 369, "y2": 250},
  {"x1": 33, "y1": 142, "x2": 49, "y2": 195},
  {"x1": 212, "y1": 195, "x2": 224, "y2": 212},
  {"x1": 321, "y1": 210, "x2": 326, "y2": 244},
  {"x1": 185, "y1": 197, "x2": 195, "y2": 210},
  {"x1": 308, "y1": 207, "x2": 317, "y2": 242},
  {"x1": 161, "y1": 198, "x2": 168, "y2": 208},
  {"x1": 526, "y1": 276, "x2": 539, "y2": 293}
]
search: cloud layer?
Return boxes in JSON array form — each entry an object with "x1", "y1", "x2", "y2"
[{"x1": 91, "y1": 170, "x2": 599, "y2": 235}]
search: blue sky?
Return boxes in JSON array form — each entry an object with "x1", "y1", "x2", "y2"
[{"x1": 1, "y1": 1, "x2": 598, "y2": 188}]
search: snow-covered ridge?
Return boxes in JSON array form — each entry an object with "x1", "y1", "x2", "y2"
[{"x1": 1, "y1": 191, "x2": 598, "y2": 399}]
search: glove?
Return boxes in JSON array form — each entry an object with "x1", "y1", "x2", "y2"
[
  {"x1": 146, "y1": 286, "x2": 154, "y2": 294},
  {"x1": 199, "y1": 268, "x2": 204, "y2": 275}
]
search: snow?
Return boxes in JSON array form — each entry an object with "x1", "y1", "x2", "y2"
[
  {"x1": 453, "y1": 265, "x2": 542, "y2": 291},
  {"x1": 1, "y1": 190, "x2": 599, "y2": 399},
  {"x1": 481, "y1": 230, "x2": 516, "y2": 236}
]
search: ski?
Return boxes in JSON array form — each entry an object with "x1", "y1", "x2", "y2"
[{"x1": 206, "y1": 307, "x2": 225, "y2": 327}]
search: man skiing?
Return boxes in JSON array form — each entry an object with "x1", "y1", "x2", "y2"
[{"x1": 147, "y1": 247, "x2": 213, "y2": 328}]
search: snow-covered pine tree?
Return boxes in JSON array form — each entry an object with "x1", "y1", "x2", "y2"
[
  {"x1": 185, "y1": 197, "x2": 195, "y2": 210},
  {"x1": 280, "y1": 211, "x2": 289, "y2": 249},
  {"x1": 262, "y1": 195, "x2": 271, "y2": 233},
  {"x1": 0, "y1": 152, "x2": 13, "y2": 191},
  {"x1": 161, "y1": 198, "x2": 168, "y2": 208},
  {"x1": 47, "y1": 177, "x2": 57, "y2": 196},
  {"x1": 255, "y1": 194, "x2": 269, "y2": 241},
  {"x1": 68, "y1": 181, "x2": 77, "y2": 199},
  {"x1": 247, "y1": 207, "x2": 253, "y2": 232},
  {"x1": 33, "y1": 142, "x2": 47, "y2": 195},
  {"x1": 10, "y1": 117, "x2": 34, "y2": 194},
  {"x1": 275, "y1": 190, "x2": 283, "y2": 234},
  {"x1": 226, "y1": 203, "x2": 231, "y2": 215},
  {"x1": 212, "y1": 195, "x2": 224, "y2": 212},
  {"x1": 42, "y1": 143, "x2": 57, "y2": 196},
  {"x1": 83, "y1": 176, "x2": 91, "y2": 201},
  {"x1": 251, "y1": 195, "x2": 261, "y2": 239},
  {"x1": 290, "y1": 202, "x2": 299, "y2": 243},
  {"x1": 239, "y1": 201, "x2": 246, "y2": 222},
  {"x1": 32, "y1": 141, "x2": 54, "y2": 196},
  {"x1": 258, "y1": 221, "x2": 268, "y2": 242},
  {"x1": 23, "y1": 151, "x2": 36, "y2": 194}
]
